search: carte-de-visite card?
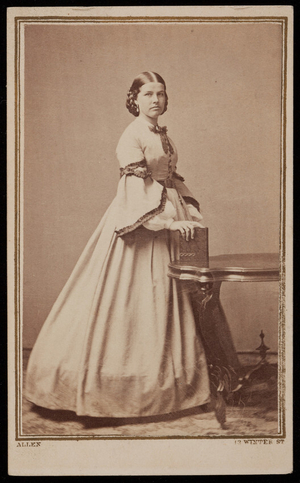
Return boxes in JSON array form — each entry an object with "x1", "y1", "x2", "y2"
[{"x1": 7, "y1": 5, "x2": 293, "y2": 476}]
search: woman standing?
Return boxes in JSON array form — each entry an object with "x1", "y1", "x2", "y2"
[{"x1": 25, "y1": 72, "x2": 210, "y2": 418}]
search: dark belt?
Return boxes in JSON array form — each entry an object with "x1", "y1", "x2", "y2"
[{"x1": 157, "y1": 178, "x2": 175, "y2": 188}]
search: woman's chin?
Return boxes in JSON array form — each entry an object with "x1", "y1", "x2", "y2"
[{"x1": 149, "y1": 109, "x2": 162, "y2": 117}]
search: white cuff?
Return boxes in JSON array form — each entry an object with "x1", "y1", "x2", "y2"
[{"x1": 187, "y1": 204, "x2": 203, "y2": 221}]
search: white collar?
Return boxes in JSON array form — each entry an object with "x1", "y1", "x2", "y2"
[{"x1": 134, "y1": 116, "x2": 158, "y2": 129}]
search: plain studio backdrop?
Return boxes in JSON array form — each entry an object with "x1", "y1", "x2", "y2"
[{"x1": 23, "y1": 22, "x2": 281, "y2": 353}]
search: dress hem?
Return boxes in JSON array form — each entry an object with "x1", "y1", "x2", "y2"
[{"x1": 25, "y1": 394, "x2": 211, "y2": 419}]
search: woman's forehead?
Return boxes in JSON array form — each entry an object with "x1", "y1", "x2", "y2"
[{"x1": 139, "y1": 82, "x2": 165, "y2": 92}]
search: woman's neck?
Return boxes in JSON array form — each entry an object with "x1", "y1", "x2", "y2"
[{"x1": 138, "y1": 112, "x2": 158, "y2": 126}]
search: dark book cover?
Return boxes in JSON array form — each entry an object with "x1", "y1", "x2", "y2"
[{"x1": 174, "y1": 227, "x2": 209, "y2": 267}]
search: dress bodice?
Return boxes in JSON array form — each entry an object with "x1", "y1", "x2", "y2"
[{"x1": 116, "y1": 117, "x2": 178, "y2": 181}]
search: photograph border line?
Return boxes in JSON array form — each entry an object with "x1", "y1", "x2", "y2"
[{"x1": 14, "y1": 15, "x2": 288, "y2": 441}]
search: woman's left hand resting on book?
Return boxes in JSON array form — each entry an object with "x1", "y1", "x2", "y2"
[{"x1": 169, "y1": 220, "x2": 205, "y2": 241}]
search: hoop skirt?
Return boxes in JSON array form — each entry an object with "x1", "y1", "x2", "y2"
[{"x1": 25, "y1": 117, "x2": 210, "y2": 417}]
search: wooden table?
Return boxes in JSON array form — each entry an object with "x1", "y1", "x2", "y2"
[{"x1": 168, "y1": 253, "x2": 280, "y2": 427}]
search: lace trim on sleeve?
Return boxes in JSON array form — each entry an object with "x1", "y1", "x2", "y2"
[
  {"x1": 119, "y1": 159, "x2": 151, "y2": 179},
  {"x1": 115, "y1": 186, "x2": 168, "y2": 237}
]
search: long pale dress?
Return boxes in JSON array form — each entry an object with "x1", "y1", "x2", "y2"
[{"x1": 25, "y1": 116, "x2": 210, "y2": 417}]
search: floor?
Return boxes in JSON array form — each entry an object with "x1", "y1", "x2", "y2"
[{"x1": 22, "y1": 361, "x2": 280, "y2": 438}]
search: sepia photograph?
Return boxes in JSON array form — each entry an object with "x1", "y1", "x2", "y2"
[{"x1": 7, "y1": 6, "x2": 293, "y2": 475}]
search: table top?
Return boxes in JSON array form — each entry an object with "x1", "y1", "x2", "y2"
[{"x1": 168, "y1": 253, "x2": 280, "y2": 283}]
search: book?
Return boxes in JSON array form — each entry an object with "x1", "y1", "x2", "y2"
[{"x1": 173, "y1": 227, "x2": 209, "y2": 268}]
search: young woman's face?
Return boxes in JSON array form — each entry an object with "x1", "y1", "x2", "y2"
[{"x1": 136, "y1": 82, "x2": 166, "y2": 122}]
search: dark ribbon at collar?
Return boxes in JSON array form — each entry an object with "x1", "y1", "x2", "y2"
[
  {"x1": 149, "y1": 124, "x2": 168, "y2": 135},
  {"x1": 149, "y1": 124, "x2": 174, "y2": 155}
]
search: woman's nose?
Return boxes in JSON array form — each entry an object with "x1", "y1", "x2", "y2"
[{"x1": 152, "y1": 94, "x2": 158, "y2": 103}]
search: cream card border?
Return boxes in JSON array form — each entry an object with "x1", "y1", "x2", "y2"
[{"x1": 7, "y1": 6, "x2": 293, "y2": 475}]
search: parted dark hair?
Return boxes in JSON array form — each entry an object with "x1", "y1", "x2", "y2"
[{"x1": 126, "y1": 71, "x2": 168, "y2": 117}]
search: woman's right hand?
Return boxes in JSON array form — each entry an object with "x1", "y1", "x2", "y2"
[{"x1": 169, "y1": 220, "x2": 205, "y2": 241}]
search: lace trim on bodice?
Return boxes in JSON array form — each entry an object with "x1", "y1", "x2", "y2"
[{"x1": 148, "y1": 125, "x2": 174, "y2": 155}]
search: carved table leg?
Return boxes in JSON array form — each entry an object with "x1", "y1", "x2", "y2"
[{"x1": 189, "y1": 281, "x2": 242, "y2": 429}]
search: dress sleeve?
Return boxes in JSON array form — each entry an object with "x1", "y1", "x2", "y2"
[
  {"x1": 116, "y1": 123, "x2": 146, "y2": 167},
  {"x1": 114, "y1": 124, "x2": 168, "y2": 237},
  {"x1": 172, "y1": 170, "x2": 201, "y2": 212},
  {"x1": 186, "y1": 204, "x2": 203, "y2": 222},
  {"x1": 143, "y1": 200, "x2": 176, "y2": 231}
]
